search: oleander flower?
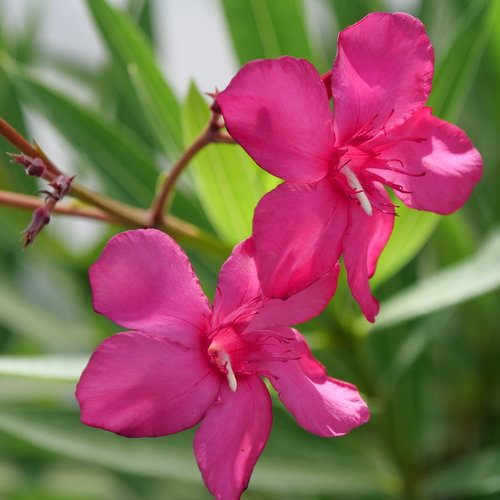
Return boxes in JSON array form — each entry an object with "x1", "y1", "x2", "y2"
[
  {"x1": 217, "y1": 12, "x2": 483, "y2": 322},
  {"x1": 76, "y1": 229, "x2": 369, "y2": 500}
]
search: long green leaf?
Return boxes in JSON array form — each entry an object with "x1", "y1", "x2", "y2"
[
  {"x1": 368, "y1": 230, "x2": 500, "y2": 330},
  {"x1": 0, "y1": 408, "x2": 398, "y2": 497},
  {"x1": 182, "y1": 83, "x2": 278, "y2": 245},
  {"x1": 4, "y1": 60, "x2": 157, "y2": 206},
  {"x1": 0, "y1": 282, "x2": 88, "y2": 351},
  {"x1": 425, "y1": 448, "x2": 500, "y2": 497},
  {"x1": 372, "y1": 204, "x2": 440, "y2": 288},
  {"x1": 326, "y1": 0, "x2": 387, "y2": 30},
  {"x1": 221, "y1": 0, "x2": 316, "y2": 64},
  {"x1": 429, "y1": 0, "x2": 495, "y2": 121},
  {"x1": 85, "y1": 0, "x2": 181, "y2": 156},
  {"x1": 0, "y1": 355, "x2": 87, "y2": 381}
]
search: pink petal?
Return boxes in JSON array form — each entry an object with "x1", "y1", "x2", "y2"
[
  {"x1": 263, "y1": 328, "x2": 370, "y2": 437},
  {"x1": 76, "y1": 331, "x2": 221, "y2": 437},
  {"x1": 245, "y1": 264, "x2": 340, "y2": 332},
  {"x1": 194, "y1": 376, "x2": 272, "y2": 500},
  {"x1": 342, "y1": 186, "x2": 394, "y2": 322},
  {"x1": 90, "y1": 229, "x2": 210, "y2": 346},
  {"x1": 211, "y1": 239, "x2": 261, "y2": 328},
  {"x1": 332, "y1": 12, "x2": 434, "y2": 143},
  {"x1": 217, "y1": 56, "x2": 334, "y2": 183},
  {"x1": 378, "y1": 108, "x2": 483, "y2": 214},
  {"x1": 252, "y1": 180, "x2": 348, "y2": 299}
]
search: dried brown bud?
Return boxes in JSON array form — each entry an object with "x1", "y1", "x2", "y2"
[{"x1": 21, "y1": 206, "x2": 51, "y2": 247}]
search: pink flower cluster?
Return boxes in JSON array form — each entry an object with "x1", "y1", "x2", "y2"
[{"x1": 77, "y1": 12, "x2": 482, "y2": 500}]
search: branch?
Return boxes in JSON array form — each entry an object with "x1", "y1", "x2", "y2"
[
  {"x1": 149, "y1": 107, "x2": 236, "y2": 227},
  {"x1": 0, "y1": 190, "x2": 118, "y2": 222},
  {"x1": 1, "y1": 117, "x2": 230, "y2": 255}
]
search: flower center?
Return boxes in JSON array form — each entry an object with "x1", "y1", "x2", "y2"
[
  {"x1": 206, "y1": 325, "x2": 298, "y2": 391},
  {"x1": 341, "y1": 164, "x2": 372, "y2": 216},
  {"x1": 330, "y1": 110, "x2": 426, "y2": 216},
  {"x1": 207, "y1": 326, "x2": 250, "y2": 392},
  {"x1": 208, "y1": 343, "x2": 238, "y2": 392}
]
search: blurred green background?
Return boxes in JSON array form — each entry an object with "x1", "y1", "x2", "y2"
[{"x1": 1, "y1": 0, "x2": 499, "y2": 498}]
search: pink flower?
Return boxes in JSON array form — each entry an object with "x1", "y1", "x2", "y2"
[
  {"x1": 76, "y1": 229, "x2": 369, "y2": 500},
  {"x1": 217, "y1": 12, "x2": 483, "y2": 322}
]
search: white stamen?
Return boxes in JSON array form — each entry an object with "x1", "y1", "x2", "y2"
[
  {"x1": 219, "y1": 350, "x2": 238, "y2": 392},
  {"x1": 342, "y1": 165, "x2": 373, "y2": 216}
]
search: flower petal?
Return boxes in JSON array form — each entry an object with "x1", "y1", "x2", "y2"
[
  {"x1": 342, "y1": 186, "x2": 394, "y2": 323},
  {"x1": 211, "y1": 238, "x2": 261, "y2": 328},
  {"x1": 217, "y1": 56, "x2": 334, "y2": 183},
  {"x1": 263, "y1": 328, "x2": 370, "y2": 437},
  {"x1": 332, "y1": 12, "x2": 434, "y2": 143},
  {"x1": 252, "y1": 180, "x2": 348, "y2": 299},
  {"x1": 90, "y1": 229, "x2": 210, "y2": 346},
  {"x1": 379, "y1": 108, "x2": 483, "y2": 214},
  {"x1": 194, "y1": 376, "x2": 272, "y2": 500},
  {"x1": 76, "y1": 331, "x2": 221, "y2": 437},
  {"x1": 245, "y1": 264, "x2": 340, "y2": 332}
]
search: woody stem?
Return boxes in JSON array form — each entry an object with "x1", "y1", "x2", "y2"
[
  {"x1": 0, "y1": 117, "x2": 230, "y2": 256},
  {"x1": 149, "y1": 111, "x2": 234, "y2": 227}
]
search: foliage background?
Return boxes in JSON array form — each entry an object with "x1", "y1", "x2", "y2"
[{"x1": 1, "y1": 0, "x2": 499, "y2": 498}]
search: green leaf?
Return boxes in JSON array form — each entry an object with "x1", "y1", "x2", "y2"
[
  {"x1": 368, "y1": 229, "x2": 500, "y2": 330},
  {"x1": 0, "y1": 282, "x2": 88, "y2": 351},
  {"x1": 0, "y1": 410, "x2": 200, "y2": 481},
  {"x1": 425, "y1": 448, "x2": 500, "y2": 497},
  {"x1": 429, "y1": 0, "x2": 495, "y2": 121},
  {"x1": 4, "y1": 60, "x2": 157, "y2": 206},
  {"x1": 372, "y1": 204, "x2": 440, "y2": 288},
  {"x1": 0, "y1": 408, "x2": 399, "y2": 497},
  {"x1": 182, "y1": 83, "x2": 278, "y2": 245},
  {"x1": 221, "y1": 0, "x2": 316, "y2": 64},
  {"x1": 85, "y1": 0, "x2": 181, "y2": 156},
  {"x1": 326, "y1": 0, "x2": 387, "y2": 30},
  {"x1": 0, "y1": 355, "x2": 87, "y2": 381}
]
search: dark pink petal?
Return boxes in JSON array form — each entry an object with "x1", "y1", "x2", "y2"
[
  {"x1": 332, "y1": 12, "x2": 434, "y2": 143},
  {"x1": 76, "y1": 331, "x2": 221, "y2": 437},
  {"x1": 194, "y1": 376, "x2": 272, "y2": 500},
  {"x1": 90, "y1": 229, "x2": 210, "y2": 346},
  {"x1": 342, "y1": 186, "x2": 394, "y2": 322},
  {"x1": 217, "y1": 56, "x2": 334, "y2": 183},
  {"x1": 379, "y1": 108, "x2": 483, "y2": 214},
  {"x1": 252, "y1": 180, "x2": 348, "y2": 299},
  {"x1": 245, "y1": 264, "x2": 340, "y2": 332},
  {"x1": 262, "y1": 328, "x2": 370, "y2": 437},
  {"x1": 211, "y1": 239, "x2": 261, "y2": 328}
]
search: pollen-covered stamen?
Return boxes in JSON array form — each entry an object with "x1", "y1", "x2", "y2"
[{"x1": 341, "y1": 165, "x2": 373, "y2": 216}]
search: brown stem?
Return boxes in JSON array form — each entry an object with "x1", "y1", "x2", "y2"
[
  {"x1": 149, "y1": 127, "x2": 209, "y2": 227},
  {"x1": 0, "y1": 118, "x2": 62, "y2": 176},
  {"x1": 0, "y1": 190, "x2": 118, "y2": 222},
  {"x1": 149, "y1": 111, "x2": 236, "y2": 227},
  {"x1": 1, "y1": 117, "x2": 230, "y2": 256}
]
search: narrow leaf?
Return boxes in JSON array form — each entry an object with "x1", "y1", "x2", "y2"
[
  {"x1": 0, "y1": 355, "x2": 88, "y2": 381},
  {"x1": 369, "y1": 229, "x2": 500, "y2": 330},
  {"x1": 372, "y1": 204, "x2": 440, "y2": 288},
  {"x1": 221, "y1": 0, "x2": 315, "y2": 64},
  {"x1": 86, "y1": 0, "x2": 181, "y2": 155},
  {"x1": 429, "y1": 0, "x2": 494, "y2": 121},
  {"x1": 5, "y1": 61, "x2": 157, "y2": 206}
]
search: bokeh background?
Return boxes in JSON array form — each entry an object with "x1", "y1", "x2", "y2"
[{"x1": 1, "y1": 0, "x2": 499, "y2": 499}]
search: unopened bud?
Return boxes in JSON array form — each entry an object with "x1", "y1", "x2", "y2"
[
  {"x1": 21, "y1": 206, "x2": 51, "y2": 247},
  {"x1": 48, "y1": 175, "x2": 74, "y2": 200},
  {"x1": 8, "y1": 153, "x2": 46, "y2": 177}
]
